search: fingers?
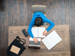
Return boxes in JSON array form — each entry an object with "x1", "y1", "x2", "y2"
[
  {"x1": 43, "y1": 31, "x2": 45, "y2": 36},
  {"x1": 43, "y1": 33, "x2": 45, "y2": 36},
  {"x1": 34, "y1": 39, "x2": 38, "y2": 44},
  {"x1": 43, "y1": 30, "x2": 47, "y2": 36},
  {"x1": 34, "y1": 41, "x2": 38, "y2": 44},
  {"x1": 35, "y1": 39, "x2": 38, "y2": 44},
  {"x1": 35, "y1": 41, "x2": 38, "y2": 44}
]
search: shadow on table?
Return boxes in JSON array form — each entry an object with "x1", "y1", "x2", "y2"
[{"x1": 0, "y1": 47, "x2": 8, "y2": 56}]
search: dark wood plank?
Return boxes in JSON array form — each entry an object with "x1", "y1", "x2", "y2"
[
  {"x1": 42, "y1": 0, "x2": 46, "y2": 5},
  {"x1": 46, "y1": 0, "x2": 54, "y2": 24},
  {"x1": 69, "y1": 0, "x2": 75, "y2": 53},
  {"x1": 61, "y1": 0, "x2": 66, "y2": 24},
  {"x1": 71, "y1": 0, "x2": 75, "y2": 56},
  {"x1": 71, "y1": 52, "x2": 75, "y2": 56},
  {"x1": 4, "y1": 0, "x2": 8, "y2": 55},
  {"x1": 73, "y1": 0, "x2": 75, "y2": 53},
  {"x1": 8, "y1": 0, "x2": 13, "y2": 26},
  {"x1": 46, "y1": 0, "x2": 50, "y2": 21},
  {"x1": 16, "y1": 0, "x2": 20, "y2": 26},
  {"x1": 49, "y1": 0, "x2": 54, "y2": 22},
  {"x1": 23, "y1": 0, "x2": 27, "y2": 26},
  {"x1": 0, "y1": 9, "x2": 2, "y2": 56},
  {"x1": 12, "y1": 0, "x2": 17, "y2": 26},
  {"x1": 52, "y1": 0, "x2": 57, "y2": 25},
  {"x1": 0, "y1": 0, "x2": 8, "y2": 56},
  {"x1": 27, "y1": 0, "x2": 32, "y2": 26},
  {"x1": 57, "y1": 0, "x2": 62, "y2": 24},
  {"x1": 65, "y1": 0, "x2": 70, "y2": 24},
  {"x1": 20, "y1": 0, "x2": 25, "y2": 26}
]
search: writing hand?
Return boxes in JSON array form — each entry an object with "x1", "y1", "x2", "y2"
[{"x1": 33, "y1": 37, "x2": 38, "y2": 44}]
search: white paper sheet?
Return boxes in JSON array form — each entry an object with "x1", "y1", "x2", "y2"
[
  {"x1": 39, "y1": 27, "x2": 45, "y2": 37},
  {"x1": 31, "y1": 27, "x2": 45, "y2": 37},
  {"x1": 42, "y1": 30, "x2": 62, "y2": 50},
  {"x1": 31, "y1": 27, "x2": 38, "y2": 37}
]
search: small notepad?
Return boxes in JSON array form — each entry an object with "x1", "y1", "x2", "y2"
[
  {"x1": 42, "y1": 30, "x2": 62, "y2": 50},
  {"x1": 31, "y1": 27, "x2": 45, "y2": 37}
]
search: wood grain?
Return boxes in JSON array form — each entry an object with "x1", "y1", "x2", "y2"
[
  {"x1": 8, "y1": 25, "x2": 70, "y2": 56},
  {"x1": 0, "y1": 0, "x2": 75, "y2": 56}
]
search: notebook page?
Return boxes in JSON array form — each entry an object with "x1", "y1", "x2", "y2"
[
  {"x1": 38, "y1": 27, "x2": 45, "y2": 37},
  {"x1": 42, "y1": 30, "x2": 62, "y2": 50},
  {"x1": 49, "y1": 30, "x2": 62, "y2": 44},
  {"x1": 31, "y1": 27, "x2": 38, "y2": 37}
]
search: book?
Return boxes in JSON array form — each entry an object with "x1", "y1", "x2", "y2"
[
  {"x1": 31, "y1": 27, "x2": 45, "y2": 37},
  {"x1": 42, "y1": 30, "x2": 62, "y2": 50}
]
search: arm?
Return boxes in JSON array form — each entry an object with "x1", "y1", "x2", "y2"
[
  {"x1": 27, "y1": 20, "x2": 38, "y2": 43},
  {"x1": 45, "y1": 18, "x2": 55, "y2": 31},
  {"x1": 43, "y1": 18, "x2": 55, "y2": 36},
  {"x1": 27, "y1": 13, "x2": 39, "y2": 43},
  {"x1": 40, "y1": 13, "x2": 55, "y2": 31},
  {"x1": 27, "y1": 17, "x2": 35, "y2": 38}
]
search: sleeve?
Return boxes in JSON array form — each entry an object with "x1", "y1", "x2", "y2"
[
  {"x1": 40, "y1": 13, "x2": 55, "y2": 31},
  {"x1": 44, "y1": 18, "x2": 55, "y2": 31},
  {"x1": 27, "y1": 16, "x2": 35, "y2": 38}
]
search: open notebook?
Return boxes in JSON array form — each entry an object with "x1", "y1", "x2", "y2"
[
  {"x1": 42, "y1": 30, "x2": 62, "y2": 50},
  {"x1": 31, "y1": 27, "x2": 45, "y2": 37}
]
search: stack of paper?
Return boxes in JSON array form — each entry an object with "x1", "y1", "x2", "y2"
[{"x1": 42, "y1": 30, "x2": 62, "y2": 50}]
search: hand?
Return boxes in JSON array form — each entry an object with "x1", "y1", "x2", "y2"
[
  {"x1": 33, "y1": 37, "x2": 38, "y2": 44},
  {"x1": 43, "y1": 30, "x2": 47, "y2": 36}
]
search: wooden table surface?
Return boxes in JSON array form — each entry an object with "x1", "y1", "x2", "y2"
[{"x1": 8, "y1": 25, "x2": 71, "y2": 56}]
